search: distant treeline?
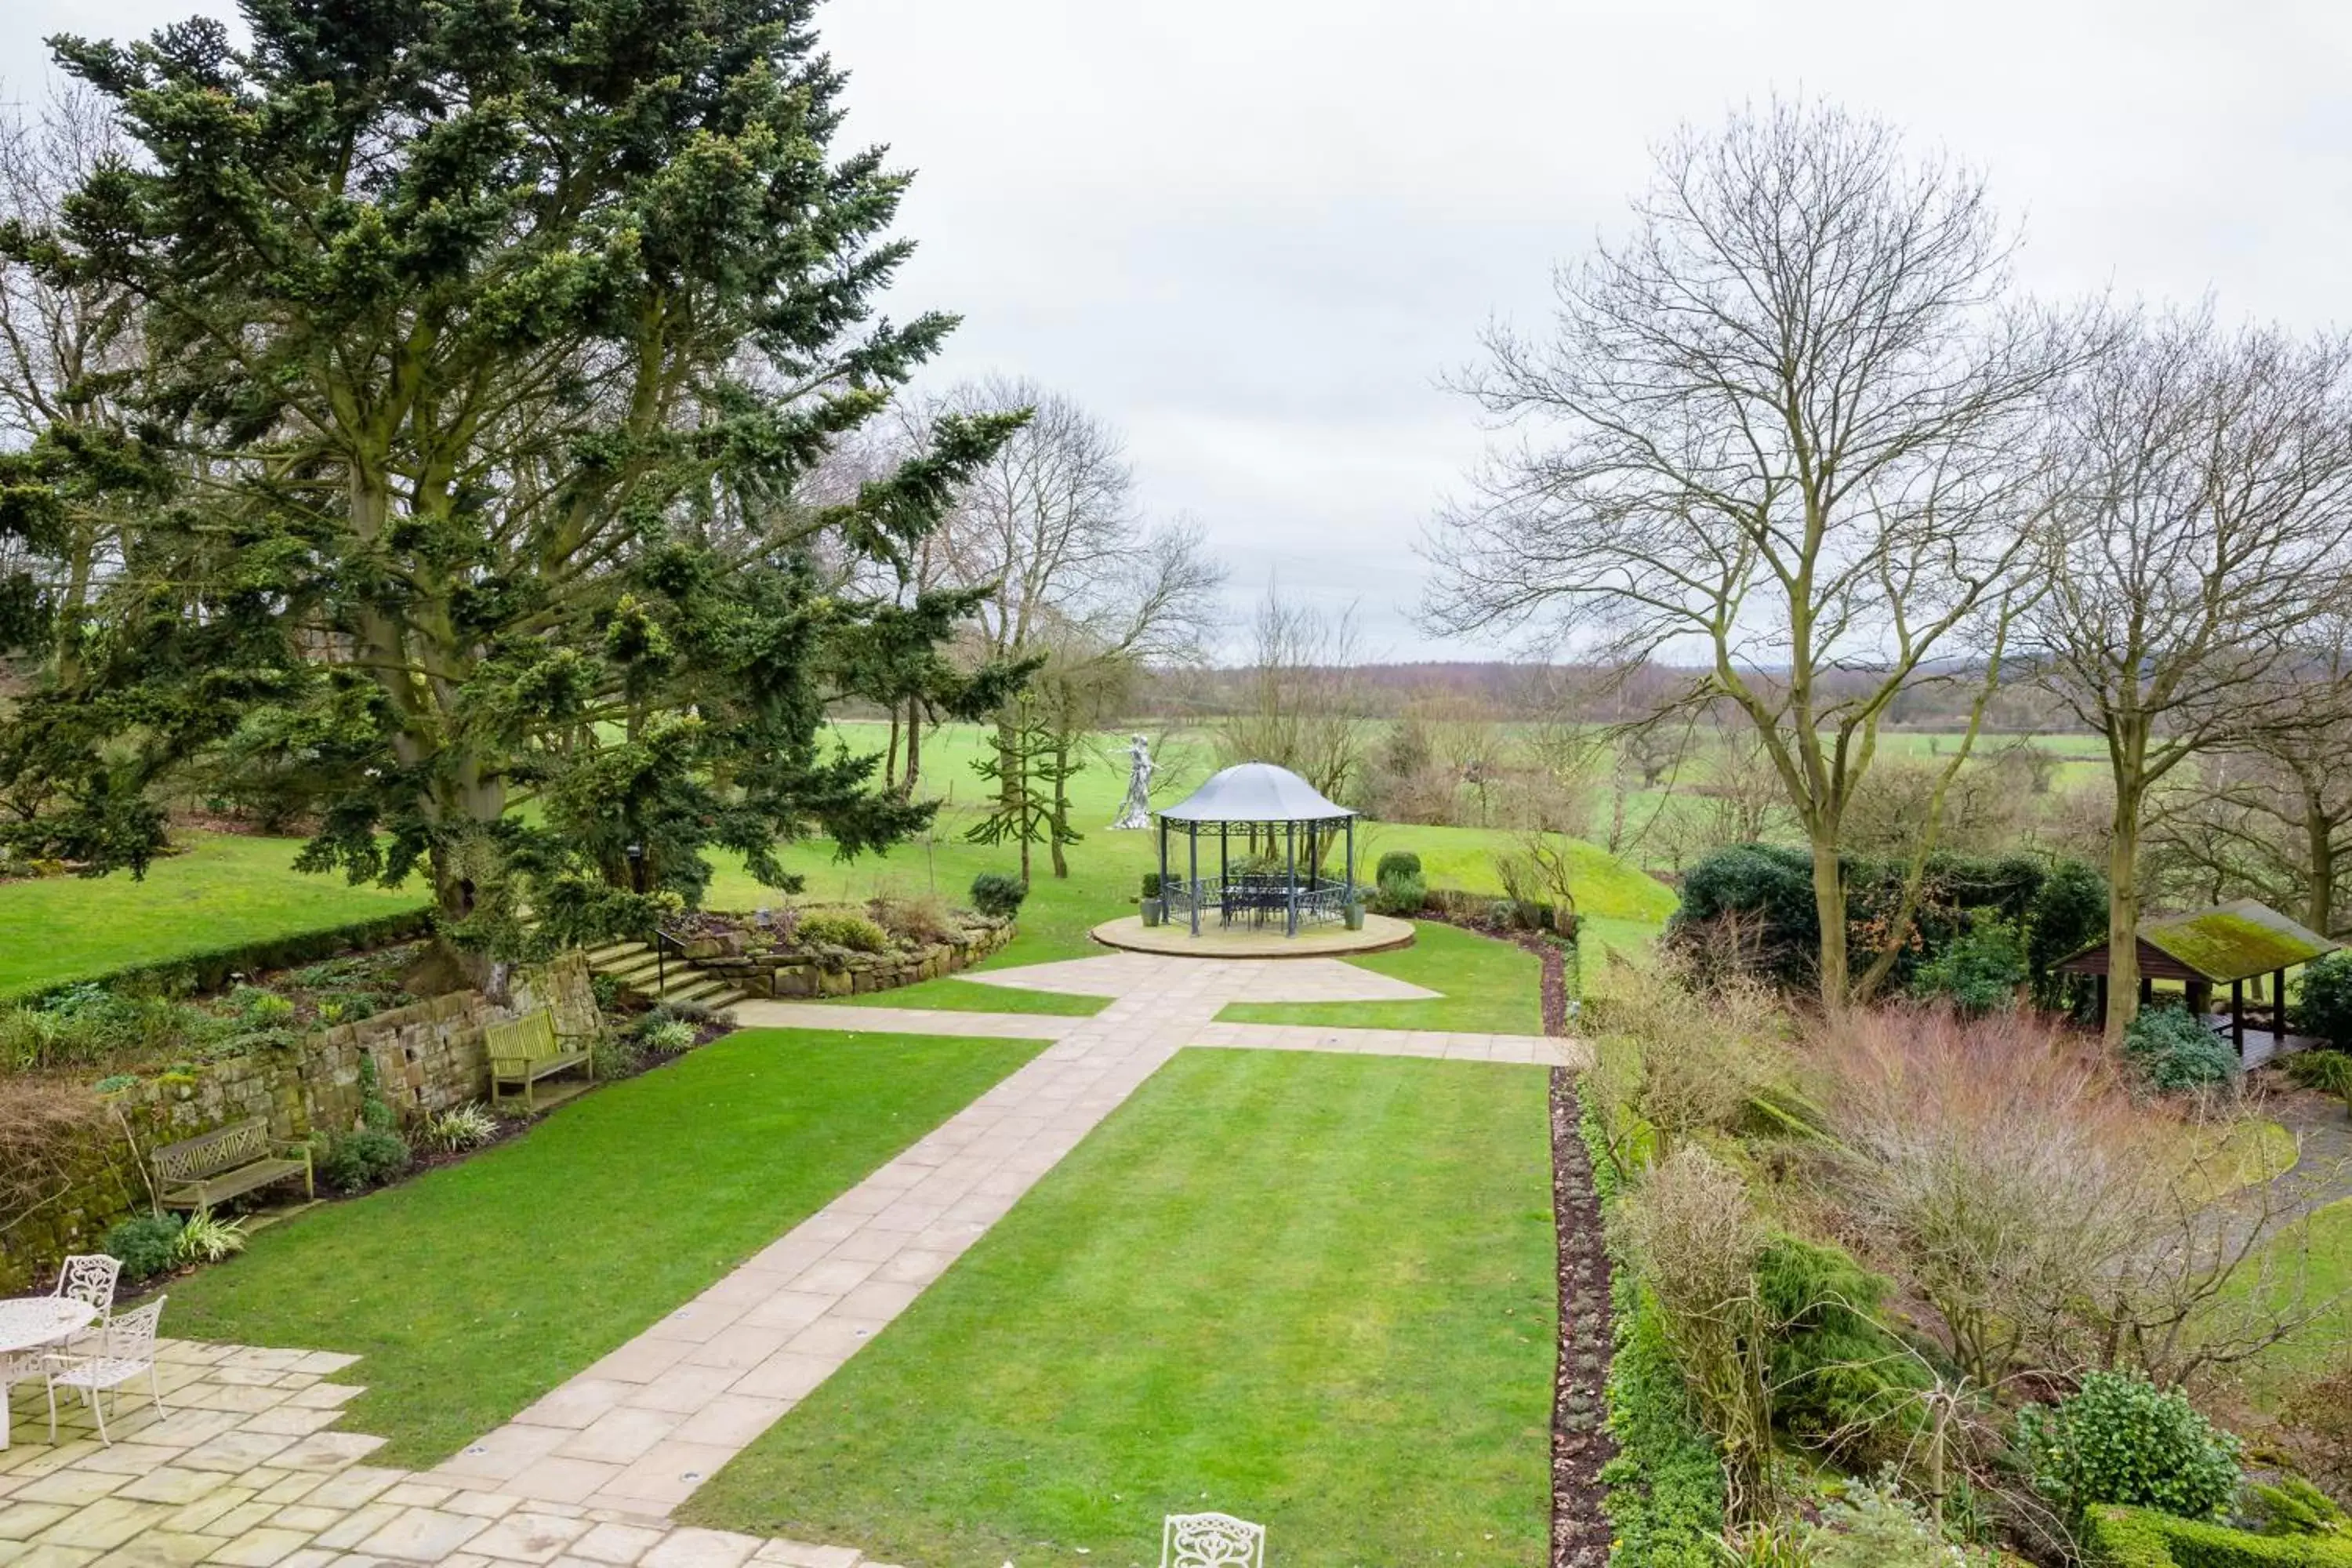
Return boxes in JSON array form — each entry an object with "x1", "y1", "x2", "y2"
[{"x1": 1140, "y1": 661, "x2": 2093, "y2": 732}]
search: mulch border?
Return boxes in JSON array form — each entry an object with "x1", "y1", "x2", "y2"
[{"x1": 1421, "y1": 911, "x2": 1617, "y2": 1566}]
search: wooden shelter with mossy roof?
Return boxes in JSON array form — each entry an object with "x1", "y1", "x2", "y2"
[{"x1": 2053, "y1": 898, "x2": 2338, "y2": 1062}]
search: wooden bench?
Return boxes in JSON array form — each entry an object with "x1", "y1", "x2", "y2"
[
  {"x1": 151, "y1": 1118, "x2": 314, "y2": 1211},
  {"x1": 487, "y1": 1008, "x2": 593, "y2": 1112}
]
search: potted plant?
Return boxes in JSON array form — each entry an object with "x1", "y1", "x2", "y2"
[{"x1": 1140, "y1": 871, "x2": 1164, "y2": 927}]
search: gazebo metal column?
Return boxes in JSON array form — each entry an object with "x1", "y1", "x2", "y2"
[
  {"x1": 1345, "y1": 815, "x2": 1354, "y2": 899},
  {"x1": 1285, "y1": 821, "x2": 1298, "y2": 937},
  {"x1": 1189, "y1": 820, "x2": 1201, "y2": 936},
  {"x1": 1157, "y1": 817, "x2": 1169, "y2": 919}
]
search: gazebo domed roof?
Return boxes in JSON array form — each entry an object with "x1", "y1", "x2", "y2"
[{"x1": 1157, "y1": 762, "x2": 1354, "y2": 823}]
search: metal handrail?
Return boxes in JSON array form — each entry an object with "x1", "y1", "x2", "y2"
[{"x1": 652, "y1": 925, "x2": 690, "y2": 996}]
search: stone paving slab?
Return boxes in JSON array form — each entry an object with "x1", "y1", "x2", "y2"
[
  {"x1": 1, "y1": 1343, "x2": 895, "y2": 1568},
  {"x1": 956, "y1": 951, "x2": 1440, "y2": 1003}
]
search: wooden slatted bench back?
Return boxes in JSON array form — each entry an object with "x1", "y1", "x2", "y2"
[
  {"x1": 151, "y1": 1117, "x2": 272, "y2": 1185},
  {"x1": 486, "y1": 1009, "x2": 560, "y2": 1065}
]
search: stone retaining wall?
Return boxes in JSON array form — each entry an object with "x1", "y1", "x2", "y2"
[
  {"x1": 0, "y1": 953, "x2": 595, "y2": 1293},
  {"x1": 698, "y1": 916, "x2": 1015, "y2": 999}
]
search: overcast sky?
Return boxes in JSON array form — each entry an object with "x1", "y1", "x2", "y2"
[{"x1": 8, "y1": 0, "x2": 2352, "y2": 659}]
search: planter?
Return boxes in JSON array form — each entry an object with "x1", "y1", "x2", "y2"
[
  {"x1": 1343, "y1": 902, "x2": 1366, "y2": 931},
  {"x1": 1141, "y1": 899, "x2": 1164, "y2": 929}
]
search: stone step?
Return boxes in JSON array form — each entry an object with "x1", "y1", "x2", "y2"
[{"x1": 585, "y1": 940, "x2": 650, "y2": 967}]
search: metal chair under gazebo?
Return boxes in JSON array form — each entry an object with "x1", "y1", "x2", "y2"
[{"x1": 1154, "y1": 763, "x2": 1358, "y2": 938}]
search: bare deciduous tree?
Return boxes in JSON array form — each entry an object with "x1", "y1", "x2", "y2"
[
  {"x1": 2023, "y1": 310, "x2": 2352, "y2": 1040},
  {"x1": 1425, "y1": 99, "x2": 2081, "y2": 1006},
  {"x1": 1217, "y1": 585, "x2": 1374, "y2": 807},
  {"x1": 0, "y1": 83, "x2": 144, "y2": 683},
  {"x1": 918, "y1": 377, "x2": 1222, "y2": 880}
]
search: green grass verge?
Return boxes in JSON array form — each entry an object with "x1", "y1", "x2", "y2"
[
  {"x1": 164, "y1": 1027, "x2": 1048, "y2": 1466},
  {"x1": 837, "y1": 975, "x2": 1109, "y2": 1016},
  {"x1": 682, "y1": 1049, "x2": 1558, "y2": 1568},
  {"x1": 1214, "y1": 920, "x2": 1544, "y2": 1035},
  {"x1": 0, "y1": 833, "x2": 428, "y2": 1000},
  {"x1": 2233, "y1": 1194, "x2": 2352, "y2": 1410}
]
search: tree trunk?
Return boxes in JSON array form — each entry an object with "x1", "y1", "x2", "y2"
[
  {"x1": 1809, "y1": 826, "x2": 1849, "y2": 1008},
  {"x1": 884, "y1": 707, "x2": 900, "y2": 793},
  {"x1": 902, "y1": 696, "x2": 923, "y2": 799},
  {"x1": 1049, "y1": 741, "x2": 1071, "y2": 879},
  {"x1": 2305, "y1": 790, "x2": 2336, "y2": 937},
  {"x1": 2104, "y1": 760, "x2": 2146, "y2": 1045}
]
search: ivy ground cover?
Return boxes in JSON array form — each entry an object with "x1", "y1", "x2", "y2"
[
  {"x1": 683, "y1": 1047, "x2": 1558, "y2": 1568},
  {"x1": 164, "y1": 1027, "x2": 1048, "y2": 1467}
]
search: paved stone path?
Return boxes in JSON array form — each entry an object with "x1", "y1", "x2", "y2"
[
  {"x1": 0, "y1": 1338, "x2": 892, "y2": 1568},
  {"x1": 0, "y1": 950, "x2": 1581, "y2": 1562}
]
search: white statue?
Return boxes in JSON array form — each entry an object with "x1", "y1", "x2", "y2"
[{"x1": 1109, "y1": 733, "x2": 1156, "y2": 829}]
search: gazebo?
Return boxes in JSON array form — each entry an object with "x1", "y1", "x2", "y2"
[
  {"x1": 2053, "y1": 898, "x2": 2338, "y2": 1063},
  {"x1": 1156, "y1": 763, "x2": 1357, "y2": 938}
]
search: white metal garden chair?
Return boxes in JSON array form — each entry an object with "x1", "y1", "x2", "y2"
[
  {"x1": 53, "y1": 1254, "x2": 122, "y2": 1318},
  {"x1": 1162, "y1": 1512, "x2": 1265, "y2": 1568},
  {"x1": 0, "y1": 1254, "x2": 120, "y2": 1421},
  {"x1": 44, "y1": 1296, "x2": 166, "y2": 1445}
]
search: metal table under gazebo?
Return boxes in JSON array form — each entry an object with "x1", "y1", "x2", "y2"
[{"x1": 1156, "y1": 763, "x2": 1356, "y2": 938}]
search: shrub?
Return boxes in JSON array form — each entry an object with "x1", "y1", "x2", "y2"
[
  {"x1": 1616, "y1": 1147, "x2": 1774, "y2": 1513},
  {"x1": 2083, "y1": 1504, "x2": 2352, "y2": 1566},
  {"x1": 1809, "y1": 1472, "x2": 2001, "y2": 1567},
  {"x1": 316, "y1": 1127, "x2": 412, "y2": 1193},
  {"x1": 105, "y1": 1212, "x2": 184, "y2": 1282},
  {"x1": 1374, "y1": 870, "x2": 1426, "y2": 916},
  {"x1": 2282, "y1": 1352, "x2": 2352, "y2": 1504},
  {"x1": 2298, "y1": 953, "x2": 2352, "y2": 1049},
  {"x1": 1140, "y1": 871, "x2": 1162, "y2": 898},
  {"x1": 172, "y1": 1207, "x2": 248, "y2": 1265},
  {"x1": 2285, "y1": 1048, "x2": 2352, "y2": 1116},
  {"x1": 794, "y1": 911, "x2": 890, "y2": 953},
  {"x1": 1755, "y1": 1236, "x2": 1925, "y2": 1451},
  {"x1": 2124, "y1": 1005, "x2": 2239, "y2": 1093},
  {"x1": 589, "y1": 972, "x2": 626, "y2": 1012},
  {"x1": 869, "y1": 891, "x2": 958, "y2": 946},
  {"x1": 2027, "y1": 858, "x2": 2109, "y2": 1007},
  {"x1": 968, "y1": 873, "x2": 1027, "y2": 919},
  {"x1": 2241, "y1": 1476, "x2": 2350, "y2": 1538},
  {"x1": 590, "y1": 1032, "x2": 644, "y2": 1081},
  {"x1": 1374, "y1": 850, "x2": 1422, "y2": 883},
  {"x1": 228, "y1": 985, "x2": 296, "y2": 1027},
  {"x1": 2016, "y1": 1370, "x2": 2241, "y2": 1523},
  {"x1": 422, "y1": 1102, "x2": 499, "y2": 1153},
  {"x1": 1910, "y1": 915, "x2": 2028, "y2": 1014},
  {"x1": 641, "y1": 1020, "x2": 699, "y2": 1055}
]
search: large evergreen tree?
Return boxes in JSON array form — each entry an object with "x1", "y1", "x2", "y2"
[{"x1": 0, "y1": 0, "x2": 1026, "y2": 958}]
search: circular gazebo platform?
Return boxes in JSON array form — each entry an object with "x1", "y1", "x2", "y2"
[{"x1": 1091, "y1": 912, "x2": 1416, "y2": 959}]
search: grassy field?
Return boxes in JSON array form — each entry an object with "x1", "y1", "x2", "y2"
[
  {"x1": 2231, "y1": 1194, "x2": 2352, "y2": 1410},
  {"x1": 164, "y1": 1027, "x2": 1047, "y2": 1467},
  {"x1": 681, "y1": 1049, "x2": 1559, "y2": 1568},
  {"x1": 1218, "y1": 919, "x2": 1542, "y2": 1034},
  {"x1": 0, "y1": 833, "x2": 428, "y2": 1000},
  {"x1": 712, "y1": 720, "x2": 1677, "y2": 1005},
  {"x1": 0, "y1": 719, "x2": 1677, "y2": 1007}
]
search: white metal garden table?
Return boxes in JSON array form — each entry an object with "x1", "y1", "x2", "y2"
[{"x1": 0, "y1": 1297, "x2": 97, "y2": 1449}]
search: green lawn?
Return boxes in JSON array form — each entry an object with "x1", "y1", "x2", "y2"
[
  {"x1": 2232, "y1": 1194, "x2": 2352, "y2": 1410},
  {"x1": 1216, "y1": 919, "x2": 1544, "y2": 1034},
  {"x1": 0, "y1": 833, "x2": 428, "y2": 1000},
  {"x1": 683, "y1": 1048, "x2": 1559, "y2": 1568},
  {"x1": 164, "y1": 1027, "x2": 1047, "y2": 1466}
]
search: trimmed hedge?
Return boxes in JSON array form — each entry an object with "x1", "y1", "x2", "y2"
[
  {"x1": 6, "y1": 908, "x2": 436, "y2": 1007},
  {"x1": 1580, "y1": 1094, "x2": 1726, "y2": 1566},
  {"x1": 2085, "y1": 1506, "x2": 2352, "y2": 1567}
]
